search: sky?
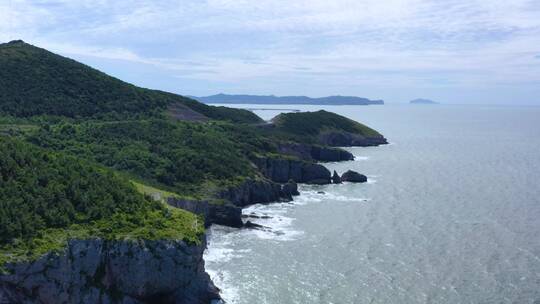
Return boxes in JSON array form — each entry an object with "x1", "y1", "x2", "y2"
[{"x1": 1, "y1": 0, "x2": 540, "y2": 104}]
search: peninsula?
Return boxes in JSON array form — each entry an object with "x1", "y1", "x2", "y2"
[{"x1": 0, "y1": 40, "x2": 387, "y2": 303}]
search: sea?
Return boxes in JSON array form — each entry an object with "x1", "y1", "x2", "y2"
[{"x1": 204, "y1": 104, "x2": 540, "y2": 304}]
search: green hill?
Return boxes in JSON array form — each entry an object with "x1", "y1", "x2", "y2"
[
  {"x1": 0, "y1": 40, "x2": 262, "y2": 123},
  {"x1": 272, "y1": 110, "x2": 383, "y2": 139}
]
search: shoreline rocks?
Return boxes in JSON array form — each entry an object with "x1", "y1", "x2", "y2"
[
  {"x1": 340, "y1": 170, "x2": 368, "y2": 183},
  {"x1": 168, "y1": 179, "x2": 300, "y2": 229},
  {"x1": 253, "y1": 157, "x2": 332, "y2": 185},
  {"x1": 332, "y1": 170, "x2": 342, "y2": 184}
]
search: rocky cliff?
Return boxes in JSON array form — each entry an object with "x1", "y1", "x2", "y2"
[
  {"x1": 168, "y1": 179, "x2": 299, "y2": 228},
  {"x1": 0, "y1": 238, "x2": 219, "y2": 304},
  {"x1": 253, "y1": 157, "x2": 332, "y2": 185},
  {"x1": 318, "y1": 131, "x2": 388, "y2": 147},
  {"x1": 276, "y1": 143, "x2": 354, "y2": 162}
]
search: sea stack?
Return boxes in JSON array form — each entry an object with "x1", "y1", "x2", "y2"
[{"x1": 332, "y1": 170, "x2": 342, "y2": 184}]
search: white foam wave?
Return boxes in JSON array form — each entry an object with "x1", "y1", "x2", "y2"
[
  {"x1": 205, "y1": 268, "x2": 240, "y2": 304},
  {"x1": 296, "y1": 187, "x2": 370, "y2": 203},
  {"x1": 242, "y1": 203, "x2": 304, "y2": 241},
  {"x1": 354, "y1": 156, "x2": 370, "y2": 161}
]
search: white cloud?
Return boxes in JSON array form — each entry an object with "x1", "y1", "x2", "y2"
[{"x1": 2, "y1": 0, "x2": 540, "y2": 102}]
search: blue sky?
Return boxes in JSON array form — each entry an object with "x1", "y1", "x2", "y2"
[{"x1": 1, "y1": 0, "x2": 540, "y2": 104}]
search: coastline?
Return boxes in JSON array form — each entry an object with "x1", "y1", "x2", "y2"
[{"x1": 199, "y1": 141, "x2": 386, "y2": 302}]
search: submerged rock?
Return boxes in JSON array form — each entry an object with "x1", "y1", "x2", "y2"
[
  {"x1": 242, "y1": 213, "x2": 272, "y2": 219},
  {"x1": 243, "y1": 221, "x2": 268, "y2": 230},
  {"x1": 332, "y1": 170, "x2": 342, "y2": 184},
  {"x1": 340, "y1": 170, "x2": 368, "y2": 183}
]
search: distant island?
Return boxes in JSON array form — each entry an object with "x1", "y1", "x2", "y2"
[
  {"x1": 410, "y1": 98, "x2": 438, "y2": 104},
  {"x1": 192, "y1": 93, "x2": 384, "y2": 105}
]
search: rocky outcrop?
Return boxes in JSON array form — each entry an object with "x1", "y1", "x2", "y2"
[
  {"x1": 332, "y1": 170, "x2": 342, "y2": 184},
  {"x1": 0, "y1": 238, "x2": 220, "y2": 304},
  {"x1": 319, "y1": 131, "x2": 387, "y2": 147},
  {"x1": 167, "y1": 198, "x2": 243, "y2": 228},
  {"x1": 340, "y1": 170, "x2": 368, "y2": 183},
  {"x1": 281, "y1": 181, "x2": 299, "y2": 196},
  {"x1": 168, "y1": 179, "x2": 299, "y2": 228},
  {"x1": 276, "y1": 143, "x2": 354, "y2": 162},
  {"x1": 217, "y1": 179, "x2": 295, "y2": 207},
  {"x1": 253, "y1": 157, "x2": 331, "y2": 184}
]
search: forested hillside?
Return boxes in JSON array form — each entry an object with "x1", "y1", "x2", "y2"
[
  {"x1": 0, "y1": 136, "x2": 203, "y2": 265},
  {"x1": 0, "y1": 40, "x2": 261, "y2": 123},
  {"x1": 29, "y1": 119, "x2": 263, "y2": 196}
]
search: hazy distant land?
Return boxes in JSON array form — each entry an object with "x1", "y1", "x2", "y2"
[
  {"x1": 192, "y1": 93, "x2": 384, "y2": 105},
  {"x1": 410, "y1": 98, "x2": 438, "y2": 104}
]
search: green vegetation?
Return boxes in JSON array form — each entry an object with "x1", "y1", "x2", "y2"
[
  {"x1": 167, "y1": 94, "x2": 263, "y2": 124},
  {"x1": 132, "y1": 181, "x2": 181, "y2": 203},
  {"x1": 28, "y1": 119, "x2": 258, "y2": 196},
  {"x1": 0, "y1": 41, "x2": 385, "y2": 269},
  {"x1": 0, "y1": 40, "x2": 261, "y2": 124},
  {"x1": 272, "y1": 110, "x2": 382, "y2": 138},
  {"x1": 0, "y1": 136, "x2": 203, "y2": 266}
]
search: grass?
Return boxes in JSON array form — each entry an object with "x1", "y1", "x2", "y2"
[
  {"x1": 132, "y1": 180, "x2": 181, "y2": 203},
  {"x1": 0, "y1": 206, "x2": 204, "y2": 271}
]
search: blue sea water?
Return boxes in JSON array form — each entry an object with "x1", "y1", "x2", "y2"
[{"x1": 205, "y1": 104, "x2": 540, "y2": 304}]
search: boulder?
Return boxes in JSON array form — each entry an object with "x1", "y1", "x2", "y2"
[
  {"x1": 281, "y1": 181, "x2": 300, "y2": 197},
  {"x1": 301, "y1": 163, "x2": 331, "y2": 184},
  {"x1": 340, "y1": 170, "x2": 368, "y2": 183}
]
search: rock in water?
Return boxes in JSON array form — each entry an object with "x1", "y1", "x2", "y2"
[
  {"x1": 340, "y1": 170, "x2": 368, "y2": 183},
  {"x1": 244, "y1": 221, "x2": 267, "y2": 230},
  {"x1": 332, "y1": 170, "x2": 342, "y2": 184},
  {"x1": 282, "y1": 181, "x2": 300, "y2": 197}
]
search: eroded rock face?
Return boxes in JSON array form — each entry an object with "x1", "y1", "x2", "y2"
[
  {"x1": 276, "y1": 143, "x2": 354, "y2": 162},
  {"x1": 340, "y1": 170, "x2": 368, "y2": 183},
  {"x1": 218, "y1": 179, "x2": 283, "y2": 207},
  {"x1": 0, "y1": 238, "x2": 220, "y2": 304},
  {"x1": 168, "y1": 179, "x2": 299, "y2": 229},
  {"x1": 254, "y1": 157, "x2": 331, "y2": 184},
  {"x1": 167, "y1": 198, "x2": 243, "y2": 228},
  {"x1": 319, "y1": 131, "x2": 388, "y2": 147}
]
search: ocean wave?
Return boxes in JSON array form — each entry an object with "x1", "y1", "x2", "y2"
[
  {"x1": 354, "y1": 156, "x2": 370, "y2": 161},
  {"x1": 242, "y1": 203, "x2": 304, "y2": 241},
  {"x1": 297, "y1": 186, "x2": 370, "y2": 203}
]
